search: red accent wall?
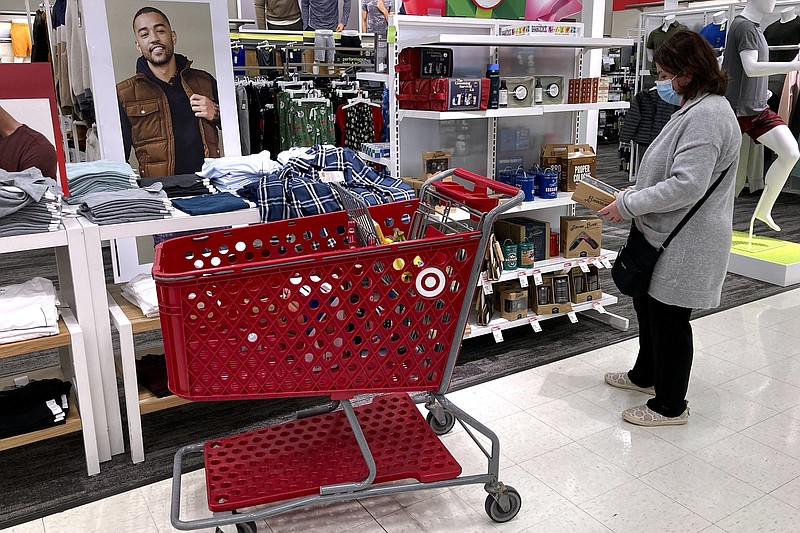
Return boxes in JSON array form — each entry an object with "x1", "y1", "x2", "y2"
[{"x1": 612, "y1": 0, "x2": 661, "y2": 11}]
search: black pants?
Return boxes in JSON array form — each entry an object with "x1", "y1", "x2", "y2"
[{"x1": 628, "y1": 294, "x2": 693, "y2": 417}]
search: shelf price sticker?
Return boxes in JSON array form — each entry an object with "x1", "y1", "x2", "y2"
[
  {"x1": 591, "y1": 257, "x2": 604, "y2": 269},
  {"x1": 532, "y1": 269, "x2": 543, "y2": 285},
  {"x1": 567, "y1": 311, "x2": 579, "y2": 324},
  {"x1": 601, "y1": 256, "x2": 613, "y2": 269},
  {"x1": 592, "y1": 301, "x2": 606, "y2": 314},
  {"x1": 529, "y1": 316, "x2": 542, "y2": 333},
  {"x1": 562, "y1": 261, "x2": 572, "y2": 273},
  {"x1": 482, "y1": 274, "x2": 494, "y2": 295},
  {"x1": 492, "y1": 326, "x2": 504, "y2": 343},
  {"x1": 518, "y1": 271, "x2": 529, "y2": 288},
  {"x1": 578, "y1": 260, "x2": 591, "y2": 273}
]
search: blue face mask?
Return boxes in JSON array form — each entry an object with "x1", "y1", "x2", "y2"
[{"x1": 656, "y1": 76, "x2": 681, "y2": 105}]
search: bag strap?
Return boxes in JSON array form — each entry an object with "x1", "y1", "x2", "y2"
[{"x1": 660, "y1": 162, "x2": 733, "y2": 251}]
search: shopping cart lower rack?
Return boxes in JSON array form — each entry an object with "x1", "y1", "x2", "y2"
[{"x1": 153, "y1": 169, "x2": 525, "y2": 532}]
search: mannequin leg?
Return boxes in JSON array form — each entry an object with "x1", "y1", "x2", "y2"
[{"x1": 751, "y1": 125, "x2": 800, "y2": 232}]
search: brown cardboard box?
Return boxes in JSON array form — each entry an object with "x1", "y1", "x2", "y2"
[
  {"x1": 597, "y1": 77, "x2": 609, "y2": 103},
  {"x1": 568, "y1": 78, "x2": 579, "y2": 104},
  {"x1": 531, "y1": 275, "x2": 573, "y2": 315},
  {"x1": 542, "y1": 144, "x2": 596, "y2": 192},
  {"x1": 493, "y1": 218, "x2": 550, "y2": 261},
  {"x1": 499, "y1": 288, "x2": 529, "y2": 321},
  {"x1": 561, "y1": 216, "x2": 602, "y2": 258},
  {"x1": 569, "y1": 266, "x2": 603, "y2": 303},
  {"x1": 401, "y1": 177, "x2": 426, "y2": 195},
  {"x1": 572, "y1": 177, "x2": 617, "y2": 212},
  {"x1": 590, "y1": 77, "x2": 600, "y2": 103},
  {"x1": 422, "y1": 150, "x2": 452, "y2": 179}
]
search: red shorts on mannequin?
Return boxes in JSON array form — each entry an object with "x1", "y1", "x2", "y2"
[{"x1": 737, "y1": 107, "x2": 786, "y2": 141}]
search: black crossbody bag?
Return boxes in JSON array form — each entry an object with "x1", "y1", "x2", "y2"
[{"x1": 611, "y1": 164, "x2": 732, "y2": 298}]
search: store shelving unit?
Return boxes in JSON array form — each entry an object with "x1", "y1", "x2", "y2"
[
  {"x1": 106, "y1": 284, "x2": 189, "y2": 464},
  {"x1": 358, "y1": 151, "x2": 392, "y2": 166},
  {"x1": 381, "y1": 15, "x2": 631, "y2": 339},
  {"x1": 0, "y1": 223, "x2": 102, "y2": 475},
  {"x1": 78, "y1": 208, "x2": 261, "y2": 462}
]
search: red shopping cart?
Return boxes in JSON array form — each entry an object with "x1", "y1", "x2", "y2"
[{"x1": 153, "y1": 169, "x2": 524, "y2": 532}]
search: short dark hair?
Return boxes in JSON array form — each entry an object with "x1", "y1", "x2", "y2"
[
  {"x1": 653, "y1": 30, "x2": 727, "y2": 100},
  {"x1": 133, "y1": 7, "x2": 171, "y2": 29}
]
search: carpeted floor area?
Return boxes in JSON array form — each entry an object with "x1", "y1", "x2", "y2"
[{"x1": 1, "y1": 143, "x2": 798, "y2": 529}]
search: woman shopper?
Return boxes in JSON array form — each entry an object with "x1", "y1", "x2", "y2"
[{"x1": 598, "y1": 30, "x2": 741, "y2": 426}]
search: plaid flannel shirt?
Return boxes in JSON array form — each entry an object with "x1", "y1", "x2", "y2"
[{"x1": 251, "y1": 146, "x2": 413, "y2": 222}]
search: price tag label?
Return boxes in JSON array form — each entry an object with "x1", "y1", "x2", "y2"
[
  {"x1": 533, "y1": 270, "x2": 543, "y2": 285},
  {"x1": 518, "y1": 272, "x2": 529, "y2": 288},
  {"x1": 482, "y1": 279, "x2": 494, "y2": 295},
  {"x1": 591, "y1": 257, "x2": 604, "y2": 269},
  {"x1": 319, "y1": 171, "x2": 345, "y2": 183},
  {"x1": 592, "y1": 302, "x2": 606, "y2": 314},
  {"x1": 579, "y1": 261, "x2": 591, "y2": 273},
  {"x1": 601, "y1": 257, "x2": 613, "y2": 269},
  {"x1": 529, "y1": 316, "x2": 542, "y2": 333},
  {"x1": 492, "y1": 326, "x2": 504, "y2": 343},
  {"x1": 562, "y1": 261, "x2": 572, "y2": 273},
  {"x1": 567, "y1": 311, "x2": 578, "y2": 324}
]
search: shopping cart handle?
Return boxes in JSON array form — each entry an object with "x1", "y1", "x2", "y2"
[{"x1": 452, "y1": 168, "x2": 521, "y2": 197}]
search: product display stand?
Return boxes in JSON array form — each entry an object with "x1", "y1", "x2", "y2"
[
  {"x1": 78, "y1": 208, "x2": 261, "y2": 463},
  {"x1": 728, "y1": 231, "x2": 800, "y2": 286},
  {"x1": 382, "y1": 14, "x2": 631, "y2": 340},
  {"x1": 0, "y1": 219, "x2": 105, "y2": 475}
]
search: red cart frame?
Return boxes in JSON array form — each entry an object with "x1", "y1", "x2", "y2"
[{"x1": 154, "y1": 169, "x2": 525, "y2": 531}]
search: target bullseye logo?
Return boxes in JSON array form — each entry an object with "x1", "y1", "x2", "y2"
[{"x1": 416, "y1": 267, "x2": 446, "y2": 298}]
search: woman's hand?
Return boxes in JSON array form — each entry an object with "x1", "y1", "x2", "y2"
[{"x1": 598, "y1": 200, "x2": 624, "y2": 223}]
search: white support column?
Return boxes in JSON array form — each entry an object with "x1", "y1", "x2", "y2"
[{"x1": 578, "y1": 0, "x2": 605, "y2": 148}]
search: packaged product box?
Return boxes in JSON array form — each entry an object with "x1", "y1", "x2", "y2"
[
  {"x1": 531, "y1": 274, "x2": 573, "y2": 315},
  {"x1": 494, "y1": 218, "x2": 550, "y2": 261},
  {"x1": 493, "y1": 280, "x2": 523, "y2": 311},
  {"x1": 422, "y1": 150, "x2": 452, "y2": 179},
  {"x1": 569, "y1": 266, "x2": 602, "y2": 303},
  {"x1": 496, "y1": 155, "x2": 524, "y2": 178},
  {"x1": 572, "y1": 176, "x2": 619, "y2": 211},
  {"x1": 597, "y1": 77, "x2": 610, "y2": 103},
  {"x1": 499, "y1": 288, "x2": 529, "y2": 321},
  {"x1": 401, "y1": 177, "x2": 426, "y2": 195},
  {"x1": 447, "y1": 78, "x2": 488, "y2": 110},
  {"x1": 560, "y1": 216, "x2": 602, "y2": 258},
  {"x1": 567, "y1": 79, "x2": 579, "y2": 104},
  {"x1": 502, "y1": 76, "x2": 534, "y2": 108},
  {"x1": 538, "y1": 76, "x2": 565, "y2": 105},
  {"x1": 561, "y1": 144, "x2": 596, "y2": 192},
  {"x1": 541, "y1": 143, "x2": 596, "y2": 191},
  {"x1": 396, "y1": 47, "x2": 453, "y2": 80}
]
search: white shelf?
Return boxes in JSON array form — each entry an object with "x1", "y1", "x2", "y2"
[
  {"x1": 356, "y1": 72, "x2": 390, "y2": 83},
  {"x1": 399, "y1": 102, "x2": 629, "y2": 121},
  {"x1": 0, "y1": 226, "x2": 68, "y2": 253},
  {"x1": 399, "y1": 34, "x2": 634, "y2": 50},
  {"x1": 90, "y1": 207, "x2": 261, "y2": 241},
  {"x1": 498, "y1": 192, "x2": 575, "y2": 214},
  {"x1": 358, "y1": 151, "x2": 391, "y2": 166},
  {"x1": 481, "y1": 250, "x2": 617, "y2": 287},
  {"x1": 464, "y1": 293, "x2": 619, "y2": 340}
]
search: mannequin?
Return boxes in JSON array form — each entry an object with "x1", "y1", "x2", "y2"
[
  {"x1": 646, "y1": 15, "x2": 686, "y2": 76},
  {"x1": 722, "y1": 0, "x2": 800, "y2": 235},
  {"x1": 781, "y1": 6, "x2": 797, "y2": 22},
  {"x1": 700, "y1": 11, "x2": 728, "y2": 51},
  {"x1": 764, "y1": 6, "x2": 800, "y2": 124}
]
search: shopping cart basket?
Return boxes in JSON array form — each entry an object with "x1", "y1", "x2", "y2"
[{"x1": 153, "y1": 169, "x2": 524, "y2": 532}]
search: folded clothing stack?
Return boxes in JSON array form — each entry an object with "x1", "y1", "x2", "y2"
[
  {"x1": 197, "y1": 150, "x2": 282, "y2": 194},
  {"x1": 136, "y1": 354, "x2": 170, "y2": 397},
  {"x1": 78, "y1": 184, "x2": 172, "y2": 225},
  {"x1": 0, "y1": 168, "x2": 63, "y2": 237},
  {"x1": 0, "y1": 277, "x2": 60, "y2": 344},
  {"x1": 139, "y1": 174, "x2": 217, "y2": 198},
  {"x1": 0, "y1": 379, "x2": 73, "y2": 438},
  {"x1": 64, "y1": 160, "x2": 138, "y2": 204},
  {"x1": 120, "y1": 273, "x2": 158, "y2": 318},
  {"x1": 171, "y1": 192, "x2": 250, "y2": 216}
]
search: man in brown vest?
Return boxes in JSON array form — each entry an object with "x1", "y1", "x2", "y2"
[{"x1": 117, "y1": 7, "x2": 221, "y2": 178}]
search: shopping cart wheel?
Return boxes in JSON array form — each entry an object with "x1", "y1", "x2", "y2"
[
  {"x1": 214, "y1": 522, "x2": 257, "y2": 533},
  {"x1": 426, "y1": 411, "x2": 455, "y2": 435},
  {"x1": 484, "y1": 486, "x2": 522, "y2": 523}
]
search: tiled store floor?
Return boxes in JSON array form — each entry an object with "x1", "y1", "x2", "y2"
[{"x1": 7, "y1": 289, "x2": 800, "y2": 533}]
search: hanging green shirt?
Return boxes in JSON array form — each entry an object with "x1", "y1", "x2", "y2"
[{"x1": 646, "y1": 22, "x2": 688, "y2": 76}]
